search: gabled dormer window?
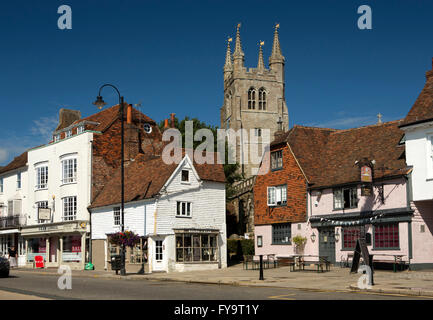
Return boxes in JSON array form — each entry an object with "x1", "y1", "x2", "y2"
[
  {"x1": 77, "y1": 125, "x2": 84, "y2": 134},
  {"x1": 53, "y1": 134, "x2": 60, "y2": 142},
  {"x1": 66, "y1": 130, "x2": 72, "y2": 138},
  {"x1": 181, "y1": 169, "x2": 189, "y2": 183}
]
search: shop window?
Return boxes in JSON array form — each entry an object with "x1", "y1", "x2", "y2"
[
  {"x1": 175, "y1": 233, "x2": 217, "y2": 263},
  {"x1": 129, "y1": 238, "x2": 148, "y2": 264},
  {"x1": 374, "y1": 223, "x2": 399, "y2": 249},
  {"x1": 342, "y1": 227, "x2": 361, "y2": 250},
  {"x1": 272, "y1": 223, "x2": 291, "y2": 244},
  {"x1": 62, "y1": 235, "x2": 81, "y2": 262}
]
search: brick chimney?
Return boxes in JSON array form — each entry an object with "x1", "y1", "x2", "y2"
[
  {"x1": 125, "y1": 104, "x2": 139, "y2": 162},
  {"x1": 55, "y1": 109, "x2": 81, "y2": 131},
  {"x1": 170, "y1": 113, "x2": 176, "y2": 128}
]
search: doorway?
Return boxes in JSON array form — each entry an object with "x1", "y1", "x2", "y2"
[
  {"x1": 319, "y1": 227, "x2": 336, "y2": 264},
  {"x1": 152, "y1": 238, "x2": 165, "y2": 272}
]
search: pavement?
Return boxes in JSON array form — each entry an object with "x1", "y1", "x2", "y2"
[{"x1": 9, "y1": 263, "x2": 433, "y2": 298}]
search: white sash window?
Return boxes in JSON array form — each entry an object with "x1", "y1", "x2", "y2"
[{"x1": 267, "y1": 185, "x2": 287, "y2": 206}]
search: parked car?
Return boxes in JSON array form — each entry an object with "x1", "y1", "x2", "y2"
[{"x1": 0, "y1": 255, "x2": 10, "y2": 277}]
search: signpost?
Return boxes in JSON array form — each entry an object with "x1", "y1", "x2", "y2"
[{"x1": 350, "y1": 239, "x2": 374, "y2": 285}]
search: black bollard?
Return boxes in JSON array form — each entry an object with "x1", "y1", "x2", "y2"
[
  {"x1": 369, "y1": 254, "x2": 374, "y2": 286},
  {"x1": 259, "y1": 255, "x2": 264, "y2": 280}
]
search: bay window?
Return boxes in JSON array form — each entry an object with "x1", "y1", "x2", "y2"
[
  {"x1": 62, "y1": 196, "x2": 77, "y2": 221},
  {"x1": 36, "y1": 166, "x2": 48, "y2": 189},
  {"x1": 62, "y1": 158, "x2": 77, "y2": 184},
  {"x1": 176, "y1": 233, "x2": 217, "y2": 262}
]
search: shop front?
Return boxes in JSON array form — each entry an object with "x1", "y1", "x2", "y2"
[{"x1": 21, "y1": 220, "x2": 89, "y2": 270}]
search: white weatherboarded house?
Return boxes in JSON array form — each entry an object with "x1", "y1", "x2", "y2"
[{"x1": 90, "y1": 152, "x2": 227, "y2": 273}]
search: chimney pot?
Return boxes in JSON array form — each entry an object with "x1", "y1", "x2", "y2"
[
  {"x1": 127, "y1": 104, "x2": 132, "y2": 124},
  {"x1": 164, "y1": 119, "x2": 169, "y2": 129}
]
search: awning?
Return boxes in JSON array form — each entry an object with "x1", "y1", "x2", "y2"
[{"x1": 0, "y1": 229, "x2": 19, "y2": 235}]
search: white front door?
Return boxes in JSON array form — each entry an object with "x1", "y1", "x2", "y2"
[{"x1": 152, "y1": 238, "x2": 165, "y2": 272}]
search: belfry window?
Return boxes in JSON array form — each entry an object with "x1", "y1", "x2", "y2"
[
  {"x1": 258, "y1": 88, "x2": 266, "y2": 110},
  {"x1": 248, "y1": 88, "x2": 256, "y2": 110}
]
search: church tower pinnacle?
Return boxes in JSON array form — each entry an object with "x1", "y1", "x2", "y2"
[
  {"x1": 233, "y1": 23, "x2": 244, "y2": 71},
  {"x1": 257, "y1": 41, "x2": 265, "y2": 72},
  {"x1": 269, "y1": 23, "x2": 285, "y2": 82},
  {"x1": 224, "y1": 37, "x2": 233, "y2": 77}
]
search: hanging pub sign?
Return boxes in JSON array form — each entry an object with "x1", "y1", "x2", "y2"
[
  {"x1": 38, "y1": 208, "x2": 51, "y2": 221},
  {"x1": 361, "y1": 165, "x2": 373, "y2": 183},
  {"x1": 361, "y1": 184, "x2": 372, "y2": 196}
]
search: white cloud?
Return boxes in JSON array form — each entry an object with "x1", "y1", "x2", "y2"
[
  {"x1": 30, "y1": 116, "x2": 58, "y2": 140},
  {"x1": 0, "y1": 114, "x2": 58, "y2": 166}
]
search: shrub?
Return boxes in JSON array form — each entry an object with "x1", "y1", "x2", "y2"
[{"x1": 292, "y1": 234, "x2": 307, "y2": 247}]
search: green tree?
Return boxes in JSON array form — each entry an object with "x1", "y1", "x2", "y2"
[{"x1": 158, "y1": 116, "x2": 242, "y2": 198}]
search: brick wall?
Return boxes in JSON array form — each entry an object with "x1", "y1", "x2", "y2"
[{"x1": 254, "y1": 144, "x2": 307, "y2": 225}]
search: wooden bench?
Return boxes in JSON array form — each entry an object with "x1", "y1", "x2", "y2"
[
  {"x1": 276, "y1": 257, "x2": 296, "y2": 272},
  {"x1": 300, "y1": 257, "x2": 331, "y2": 273},
  {"x1": 373, "y1": 256, "x2": 408, "y2": 272}
]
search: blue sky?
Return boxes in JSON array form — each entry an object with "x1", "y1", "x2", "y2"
[{"x1": 1, "y1": 0, "x2": 433, "y2": 165}]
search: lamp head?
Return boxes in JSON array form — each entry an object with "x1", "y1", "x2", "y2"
[{"x1": 93, "y1": 95, "x2": 106, "y2": 110}]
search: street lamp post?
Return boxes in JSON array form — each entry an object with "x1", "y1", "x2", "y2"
[{"x1": 93, "y1": 84, "x2": 126, "y2": 276}]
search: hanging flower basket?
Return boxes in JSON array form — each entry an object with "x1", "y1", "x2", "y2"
[{"x1": 109, "y1": 231, "x2": 141, "y2": 248}]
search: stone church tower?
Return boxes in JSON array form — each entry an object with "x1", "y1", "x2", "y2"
[{"x1": 220, "y1": 24, "x2": 289, "y2": 178}]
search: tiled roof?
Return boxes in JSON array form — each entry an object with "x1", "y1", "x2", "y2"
[
  {"x1": 74, "y1": 104, "x2": 155, "y2": 132},
  {"x1": 89, "y1": 150, "x2": 225, "y2": 209},
  {"x1": 0, "y1": 151, "x2": 28, "y2": 175},
  {"x1": 273, "y1": 121, "x2": 407, "y2": 189},
  {"x1": 400, "y1": 59, "x2": 433, "y2": 127}
]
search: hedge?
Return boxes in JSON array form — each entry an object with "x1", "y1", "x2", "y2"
[{"x1": 227, "y1": 239, "x2": 254, "y2": 260}]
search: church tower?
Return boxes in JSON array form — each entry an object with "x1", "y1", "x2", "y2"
[{"x1": 220, "y1": 24, "x2": 289, "y2": 178}]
